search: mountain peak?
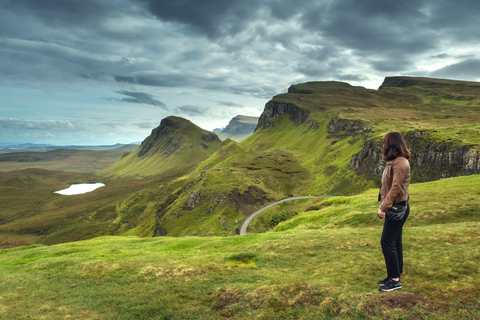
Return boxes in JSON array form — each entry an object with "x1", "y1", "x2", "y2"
[
  {"x1": 103, "y1": 116, "x2": 221, "y2": 178},
  {"x1": 138, "y1": 116, "x2": 219, "y2": 157}
]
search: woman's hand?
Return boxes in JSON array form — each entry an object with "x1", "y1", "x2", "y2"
[{"x1": 378, "y1": 208, "x2": 386, "y2": 219}]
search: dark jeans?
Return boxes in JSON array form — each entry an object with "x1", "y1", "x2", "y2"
[{"x1": 381, "y1": 203, "x2": 410, "y2": 279}]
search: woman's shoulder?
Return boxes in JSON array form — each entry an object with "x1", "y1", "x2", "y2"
[{"x1": 392, "y1": 157, "x2": 410, "y2": 167}]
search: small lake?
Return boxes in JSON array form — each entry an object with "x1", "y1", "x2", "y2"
[{"x1": 54, "y1": 183, "x2": 105, "y2": 195}]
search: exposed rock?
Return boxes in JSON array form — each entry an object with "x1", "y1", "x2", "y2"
[
  {"x1": 139, "y1": 117, "x2": 182, "y2": 157},
  {"x1": 287, "y1": 85, "x2": 313, "y2": 94},
  {"x1": 349, "y1": 130, "x2": 480, "y2": 182},
  {"x1": 229, "y1": 186, "x2": 268, "y2": 216},
  {"x1": 201, "y1": 133, "x2": 221, "y2": 142},
  {"x1": 184, "y1": 190, "x2": 203, "y2": 210},
  {"x1": 306, "y1": 120, "x2": 321, "y2": 132},
  {"x1": 327, "y1": 118, "x2": 373, "y2": 134},
  {"x1": 349, "y1": 140, "x2": 384, "y2": 182},
  {"x1": 255, "y1": 101, "x2": 310, "y2": 131}
]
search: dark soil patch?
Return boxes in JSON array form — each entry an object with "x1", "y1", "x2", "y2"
[{"x1": 362, "y1": 292, "x2": 430, "y2": 311}]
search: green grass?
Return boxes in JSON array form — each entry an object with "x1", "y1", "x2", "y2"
[
  {"x1": 1, "y1": 174, "x2": 480, "y2": 319},
  {"x1": 1, "y1": 221, "x2": 479, "y2": 319},
  {"x1": 273, "y1": 175, "x2": 480, "y2": 232}
]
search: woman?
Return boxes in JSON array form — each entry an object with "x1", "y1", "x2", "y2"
[{"x1": 377, "y1": 132, "x2": 411, "y2": 292}]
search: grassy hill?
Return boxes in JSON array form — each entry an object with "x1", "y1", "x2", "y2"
[
  {"x1": 1, "y1": 174, "x2": 479, "y2": 319},
  {"x1": 101, "y1": 116, "x2": 222, "y2": 179}
]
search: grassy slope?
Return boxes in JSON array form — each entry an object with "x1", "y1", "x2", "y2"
[
  {"x1": 0, "y1": 169, "x2": 156, "y2": 245},
  {"x1": 1, "y1": 175, "x2": 479, "y2": 319}
]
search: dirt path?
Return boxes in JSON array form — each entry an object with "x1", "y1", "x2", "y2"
[{"x1": 239, "y1": 195, "x2": 338, "y2": 235}]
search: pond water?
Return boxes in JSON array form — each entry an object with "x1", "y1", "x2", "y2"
[{"x1": 54, "y1": 183, "x2": 105, "y2": 195}]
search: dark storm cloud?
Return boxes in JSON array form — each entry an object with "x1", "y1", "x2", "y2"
[
  {"x1": 430, "y1": 59, "x2": 480, "y2": 79},
  {"x1": 144, "y1": 0, "x2": 258, "y2": 38},
  {"x1": 108, "y1": 90, "x2": 168, "y2": 109},
  {"x1": 2, "y1": 0, "x2": 480, "y2": 106}
]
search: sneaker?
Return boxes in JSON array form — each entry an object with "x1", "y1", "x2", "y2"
[
  {"x1": 378, "y1": 279, "x2": 402, "y2": 292},
  {"x1": 377, "y1": 277, "x2": 390, "y2": 285}
]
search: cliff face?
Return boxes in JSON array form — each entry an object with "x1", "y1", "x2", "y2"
[
  {"x1": 255, "y1": 101, "x2": 310, "y2": 131},
  {"x1": 349, "y1": 130, "x2": 480, "y2": 183},
  {"x1": 216, "y1": 115, "x2": 259, "y2": 142},
  {"x1": 327, "y1": 118, "x2": 373, "y2": 134}
]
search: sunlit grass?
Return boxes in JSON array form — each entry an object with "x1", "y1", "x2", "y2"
[{"x1": 1, "y1": 219, "x2": 479, "y2": 319}]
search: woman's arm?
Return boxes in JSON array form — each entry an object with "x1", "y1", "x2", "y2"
[{"x1": 379, "y1": 159, "x2": 408, "y2": 212}]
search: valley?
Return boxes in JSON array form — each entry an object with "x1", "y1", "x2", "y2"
[{"x1": 1, "y1": 76, "x2": 480, "y2": 318}]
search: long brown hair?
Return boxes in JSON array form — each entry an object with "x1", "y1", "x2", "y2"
[{"x1": 382, "y1": 132, "x2": 411, "y2": 161}]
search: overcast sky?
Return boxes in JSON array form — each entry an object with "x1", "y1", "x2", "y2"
[{"x1": 1, "y1": 0, "x2": 480, "y2": 145}]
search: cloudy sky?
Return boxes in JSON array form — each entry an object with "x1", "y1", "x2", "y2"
[{"x1": 1, "y1": 0, "x2": 480, "y2": 145}]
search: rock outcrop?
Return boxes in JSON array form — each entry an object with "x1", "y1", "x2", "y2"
[
  {"x1": 255, "y1": 101, "x2": 310, "y2": 131},
  {"x1": 327, "y1": 118, "x2": 373, "y2": 134},
  {"x1": 349, "y1": 130, "x2": 480, "y2": 182}
]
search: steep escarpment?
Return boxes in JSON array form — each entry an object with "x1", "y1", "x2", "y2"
[
  {"x1": 350, "y1": 130, "x2": 480, "y2": 183},
  {"x1": 255, "y1": 101, "x2": 310, "y2": 130}
]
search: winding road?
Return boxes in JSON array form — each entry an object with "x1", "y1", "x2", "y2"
[{"x1": 239, "y1": 195, "x2": 338, "y2": 235}]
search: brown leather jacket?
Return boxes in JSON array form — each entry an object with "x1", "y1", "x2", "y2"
[{"x1": 379, "y1": 156, "x2": 410, "y2": 212}]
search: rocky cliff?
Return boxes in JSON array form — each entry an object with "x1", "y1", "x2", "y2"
[
  {"x1": 255, "y1": 101, "x2": 310, "y2": 131},
  {"x1": 349, "y1": 130, "x2": 480, "y2": 183},
  {"x1": 216, "y1": 115, "x2": 259, "y2": 142},
  {"x1": 327, "y1": 118, "x2": 373, "y2": 135}
]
